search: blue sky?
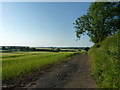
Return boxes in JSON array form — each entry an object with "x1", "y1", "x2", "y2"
[{"x1": 1, "y1": 2, "x2": 93, "y2": 47}]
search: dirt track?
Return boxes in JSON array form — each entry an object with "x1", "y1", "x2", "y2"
[{"x1": 23, "y1": 53, "x2": 96, "y2": 88}]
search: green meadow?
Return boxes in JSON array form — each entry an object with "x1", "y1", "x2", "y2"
[{"x1": 2, "y1": 52, "x2": 78, "y2": 81}]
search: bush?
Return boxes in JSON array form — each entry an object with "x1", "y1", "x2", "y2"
[{"x1": 95, "y1": 44, "x2": 100, "y2": 48}]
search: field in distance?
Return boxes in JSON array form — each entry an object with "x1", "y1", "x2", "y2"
[{"x1": 2, "y1": 51, "x2": 80, "y2": 82}]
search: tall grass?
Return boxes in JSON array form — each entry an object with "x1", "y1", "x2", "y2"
[
  {"x1": 89, "y1": 33, "x2": 120, "y2": 88},
  {"x1": 2, "y1": 52, "x2": 78, "y2": 81}
]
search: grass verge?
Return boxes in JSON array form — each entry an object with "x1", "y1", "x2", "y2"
[{"x1": 88, "y1": 33, "x2": 120, "y2": 88}]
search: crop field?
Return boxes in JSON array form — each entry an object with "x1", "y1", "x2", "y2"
[{"x1": 2, "y1": 52, "x2": 78, "y2": 81}]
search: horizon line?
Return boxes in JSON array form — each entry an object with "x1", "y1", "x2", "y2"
[{"x1": 0, "y1": 45, "x2": 92, "y2": 47}]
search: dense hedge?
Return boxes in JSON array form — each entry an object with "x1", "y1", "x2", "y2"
[{"x1": 89, "y1": 33, "x2": 120, "y2": 88}]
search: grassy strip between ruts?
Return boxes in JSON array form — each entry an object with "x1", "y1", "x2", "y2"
[
  {"x1": 2, "y1": 52, "x2": 79, "y2": 81},
  {"x1": 88, "y1": 33, "x2": 120, "y2": 88}
]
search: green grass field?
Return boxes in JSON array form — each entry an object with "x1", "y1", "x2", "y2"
[
  {"x1": 89, "y1": 33, "x2": 119, "y2": 88},
  {"x1": 2, "y1": 52, "x2": 78, "y2": 81}
]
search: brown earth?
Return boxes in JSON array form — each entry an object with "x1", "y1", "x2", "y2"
[{"x1": 3, "y1": 53, "x2": 96, "y2": 89}]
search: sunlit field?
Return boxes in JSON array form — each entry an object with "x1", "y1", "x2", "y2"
[{"x1": 2, "y1": 52, "x2": 78, "y2": 81}]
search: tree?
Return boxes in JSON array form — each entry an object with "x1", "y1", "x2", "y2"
[
  {"x1": 2, "y1": 46, "x2": 7, "y2": 50},
  {"x1": 74, "y1": 2, "x2": 120, "y2": 43},
  {"x1": 56, "y1": 48, "x2": 60, "y2": 52},
  {"x1": 30, "y1": 47, "x2": 36, "y2": 51},
  {"x1": 84, "y1": 47, "x2": 90, "y2": 51}
]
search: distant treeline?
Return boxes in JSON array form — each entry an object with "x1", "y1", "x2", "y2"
[
  {"x1": 0, "y1": 46, "x2": 90, "y2": 52},
  {"x1": 38, "y1": 47, "x2": 86, "y2": 49},
  {"x1": 0, "y1": 46, "x2": 59, "y2": 52}
]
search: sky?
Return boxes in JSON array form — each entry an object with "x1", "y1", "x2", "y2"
[{"x1": 1, "y1": 2, "x2": 94, "y2": 47}]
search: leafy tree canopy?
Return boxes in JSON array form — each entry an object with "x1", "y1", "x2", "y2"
[{"x1": 74, "y1": 2, "x2": 120, "y2": 43}]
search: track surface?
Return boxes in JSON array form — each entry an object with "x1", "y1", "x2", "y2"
[{"x1": 24, "y1": 53, "x2": 96, "y2": 88}]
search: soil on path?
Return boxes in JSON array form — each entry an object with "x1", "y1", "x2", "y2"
[{"x1": 24, "y1": 53, "x2": 96, "y2": 88}]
